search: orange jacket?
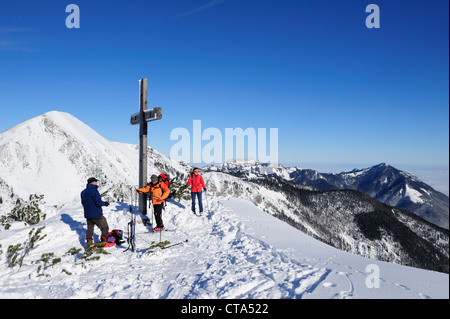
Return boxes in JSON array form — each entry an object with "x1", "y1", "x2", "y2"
[{"x1": 137, "y1": 181, "x2": 170, "y2": 205}]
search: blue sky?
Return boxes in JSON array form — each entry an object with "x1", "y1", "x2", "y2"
[{"x1": 0, "y1": 1, "x2": 448, "y2": 174}]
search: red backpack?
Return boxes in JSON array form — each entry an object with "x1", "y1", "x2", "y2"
[
  {"x1": 106, "y1": 229, "x2": 124, "y2": 245},
  {"x1": 159, "y1": 174, "x2": 170, "y2": 189}
]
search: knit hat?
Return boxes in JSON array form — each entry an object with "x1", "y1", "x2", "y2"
[{"x1": 87, "y1": 177, "x2": 98, "y2": 184}]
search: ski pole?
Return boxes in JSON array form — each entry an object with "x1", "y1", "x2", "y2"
[
  {"x1": 151, "y1": 200, "x2": 154, "y2": 227},
  {"x1": 204, "y1": 176, "x2": 210, "y2": 214},
  {"x1": 133, "y1": 187, "x2": 137, "y2": 251},
  {"x1": 205, "y1": 190, "x2": 209, "y2": 214}
]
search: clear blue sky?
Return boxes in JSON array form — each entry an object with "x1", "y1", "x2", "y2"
[{"x1": 0, "y1": 0, "x2": 448, "y2": 171}]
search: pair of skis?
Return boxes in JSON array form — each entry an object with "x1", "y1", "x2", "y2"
[
  {"x1": 125, "y1": 186, "x2": 187, "y2": 252},
  {"x1": 124, "y1": 188, "x2": 137, "y2": 252}
]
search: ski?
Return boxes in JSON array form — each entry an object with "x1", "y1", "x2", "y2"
[
  {"x1": 124, "y1": 188, "x2": 137, "y2": 252},
  {"x1": 162, "y1": 239, "x2": 188, "y2": 250},
  {"x1": 94, "y1": 242, "x2": 116, "y2": 249},
  {"x1": 124, "y1": 218, "x2": 135, "y2": 252},
  {"x1": 148, "y1": 228, "x2": 174, "y2": 233}
]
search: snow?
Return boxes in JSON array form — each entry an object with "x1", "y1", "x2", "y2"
[
  {"x1": 405, "y1": 184, "x2": 424, "y2": 204},
  {"x1": 0, "y1": 196, "x2": 448, "y2": 299},
  {"x1": 342, "y1": 169, "x2": 367, "y2": 178}
]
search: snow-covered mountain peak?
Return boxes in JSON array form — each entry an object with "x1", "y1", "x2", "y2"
[
  {"x1": 0, "y1": 111, "x2": 186, "y2": 208},
  {"x1": 0, "y1": 111, "x2": 92, "y2": 204}
]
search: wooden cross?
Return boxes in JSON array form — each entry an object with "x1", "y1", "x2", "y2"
[{"x1": 130, "y1": 78, "x2": 162, "y2": 215}]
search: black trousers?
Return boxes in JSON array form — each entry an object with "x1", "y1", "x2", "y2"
[{"x1": 153, "y1": 204, "x2": 164, "y2": 228}]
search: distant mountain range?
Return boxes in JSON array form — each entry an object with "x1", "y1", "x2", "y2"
[
  {"x1": 0, "y1": 111, "x2": 448, "y2": 273},
  {"x1": 205, "y1": 160, "x2": 449, "y2": 229}
]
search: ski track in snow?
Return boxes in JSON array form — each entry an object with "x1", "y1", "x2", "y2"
[{"x1": 0, "y1": 197, "x2": 448, "y2": 299}]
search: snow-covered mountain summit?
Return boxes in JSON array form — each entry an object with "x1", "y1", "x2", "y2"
[{"x1": 0, "y1": 111, "x2": 188, "y2": 213}]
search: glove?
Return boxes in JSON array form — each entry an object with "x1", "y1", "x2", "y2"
[
  {"x1": 104, "y1": 202, "x2": 110, "y2": 207},
  {"x1": 203, "y1": 188, "x2": 207, "y2": 192}
]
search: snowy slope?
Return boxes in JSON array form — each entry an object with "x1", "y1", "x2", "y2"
[
  {"x1": 0, "y1": 111, "x2": 448, "y2": 299},
  {"x1": 0, "y1": 196, "x2": 447, "y2": 299},
  {"x1": 203, "y1": 171, "x2": 449, "y2": 274}
]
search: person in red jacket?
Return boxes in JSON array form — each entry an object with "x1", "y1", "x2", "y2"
[{"x1": 187, "y1": 168, "x2": 206, "y2": 215}]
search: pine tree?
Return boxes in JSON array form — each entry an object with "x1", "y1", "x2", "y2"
[{"x1": 169, "y1": 178, "x2": 191, "y2": 201}]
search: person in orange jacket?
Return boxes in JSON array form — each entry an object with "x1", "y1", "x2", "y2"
[
  {"x1": 187, "y1": 168, "x2": 206, "y2": 215},
  {"x1": 136, "y1": 174, "x2": 170, "y2": 231}
]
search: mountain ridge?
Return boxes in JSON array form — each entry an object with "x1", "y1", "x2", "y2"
[{"x1": 205, "y1": 160, "x2": 449, "y2": 229}]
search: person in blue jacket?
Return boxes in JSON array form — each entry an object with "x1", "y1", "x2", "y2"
[{"x1": 81, "y1": 177, "x2": 110, "y2": 245}]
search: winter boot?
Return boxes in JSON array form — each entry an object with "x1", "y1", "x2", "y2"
[{"x1": 95, "y1": 236, "x2": 107, "y2": 247}]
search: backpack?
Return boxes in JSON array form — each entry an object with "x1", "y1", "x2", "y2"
[
  {"x1": 158, "y1": 173, "x2": 173, "y2": 200},
  {"x1": 106, "y1": 229, "x2": 125, "y2": 245},
  {"x1": 158, "y1": 173, "x2": 170, "y2": 189}
]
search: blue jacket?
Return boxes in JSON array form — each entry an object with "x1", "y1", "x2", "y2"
[{"x1": 81, "y1": 184, "x2": 108, "y2": 219}]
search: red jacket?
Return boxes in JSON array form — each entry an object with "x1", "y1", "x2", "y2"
[{"x1": 187, "y1": 174, "x2": 205, "y2": 193}]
